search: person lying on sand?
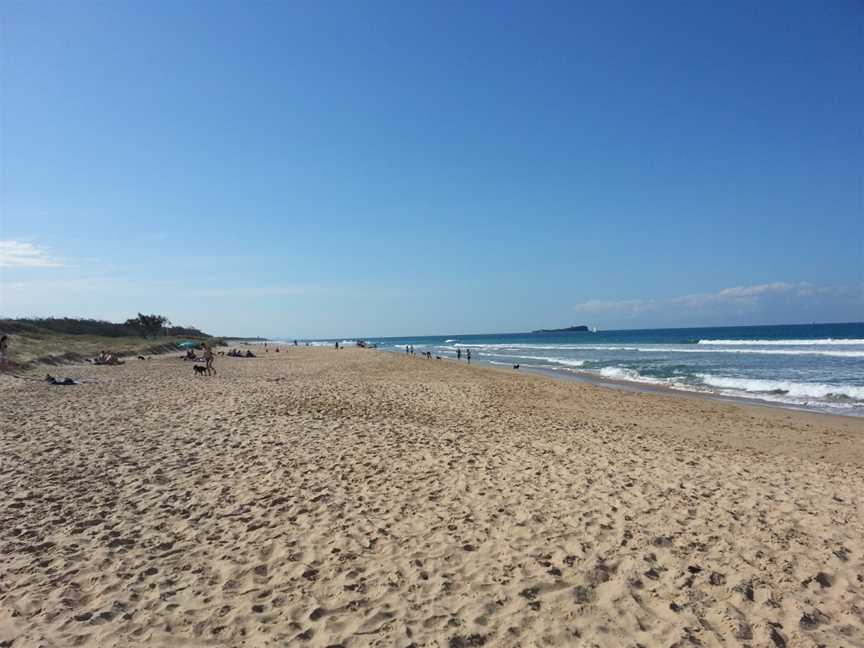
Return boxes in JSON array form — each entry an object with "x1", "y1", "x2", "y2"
[{"x1": 45, "y1": 373, "x2": 77, "y2": 385}]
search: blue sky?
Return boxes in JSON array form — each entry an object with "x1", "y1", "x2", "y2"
[{"x1": 1, "y1": 0, "x2": 862, "y2": 337}]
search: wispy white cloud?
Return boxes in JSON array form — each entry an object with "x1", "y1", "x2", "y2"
[
  {"x1": 0, "y1": 240, "x2": 66, "y2": 268},
  {"x1": 716, "y1": 282, "x2": 803, "y2": 299},
  {"x1": 670, "y1": 282, "x2": 814, "y2": 308},
  {"x1": 574, "y1": 281, "x2": 863, "y2": 317}
]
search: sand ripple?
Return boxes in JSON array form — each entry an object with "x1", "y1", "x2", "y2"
[{"x1": 1, "y1": 349, "x2": 863, "y2": 646}]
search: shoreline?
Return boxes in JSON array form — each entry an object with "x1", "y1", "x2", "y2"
[
  {"x1": 519, "y1": 363, "x2": 861, "y2": 421},
  {"x1": 375, "y1": 349, "x2": 864, "y2": 420}
]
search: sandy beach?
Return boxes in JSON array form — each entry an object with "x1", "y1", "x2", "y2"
[{"x1": 1, "y1": 347, "x2": 862, "y2": 647}]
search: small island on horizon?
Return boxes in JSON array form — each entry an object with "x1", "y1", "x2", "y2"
[{"x1": 531, "y1": 325, "x2": 590, "y2": 333}]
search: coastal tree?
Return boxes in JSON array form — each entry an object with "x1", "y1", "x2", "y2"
[{"x1": 124, "y1": 313, "x2": 171, "y2": 338}]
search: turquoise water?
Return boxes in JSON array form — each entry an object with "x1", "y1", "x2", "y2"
[{"x1": 287, "y1": 322, "x2": 864, "y2": 417}]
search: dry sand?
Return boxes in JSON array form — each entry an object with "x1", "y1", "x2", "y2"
[{"x1": 1, "y1": 347, "x2": 863, "y2": 647}]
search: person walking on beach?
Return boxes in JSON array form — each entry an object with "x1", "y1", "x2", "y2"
[
  {"x1": 405, "y1": 345, "x2": 409, "y2": 354},
  {"x1": 466, "y1": 348, "x2": 471, "y2": 364},
  {"x1": 0, "y1": 335, "x2": 8, "y2": 365},
  {"x1": 202, "y1": 342, "x2": 216, "y2": 376},
  {"x1": 457, "y1": 348, "x2": 461, "y2": 360}
]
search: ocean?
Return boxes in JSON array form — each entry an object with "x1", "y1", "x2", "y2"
[{"x1": 291, "y1": 322, "x2": 864, "y2": 417}]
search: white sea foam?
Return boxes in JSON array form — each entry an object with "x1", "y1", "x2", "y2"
[
  {"x1": 698, "y1": 338, "x2": 864, "y2": 346},
  {"x1": 598, "y1": 367, "x2": 667, "y2": 385},
  {"x1": 456, "y1": 343, "x2": 582, "y2": 350},
  {"x1": 488, "y1": 360, "x2": 548, "y2": 369},
  {"x1": 650, "y1": 347, "x2": 864, "y2": 358},
  {"x1": 378, "y1": 334, "x2": 864, "y2": 415},
  {"x1": 700, "y1": 349, "x2": 864, "y2": 358},
  {"x1": 592, "y1": 368, "x2": 864, "y2": 405},
  {"x1": 538, "y1": 357, "x2": 586, "y2": 367},
  {"x1": 599, "y1": 367, "x2": 638, "y2": 380},
  {"x1": 695, "y1": 374, "x2": 864, "y2": 401},
  {"x1": 489, "y1": 353, "x2": 587, "y2": 367},
  {"x1": 458, "y1": 344, "x2": 864, "y2": 358}
]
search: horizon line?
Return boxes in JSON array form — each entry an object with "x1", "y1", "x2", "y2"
[{"x1": 238, "y1": 320, "x2": 864, "y2": 342}]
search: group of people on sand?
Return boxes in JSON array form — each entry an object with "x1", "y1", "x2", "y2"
[
  {"x1": 226, "y1": 348, "x2": 256, "y2": 358},
  {"x1": 93, "y1": 350, "x2": 124, "y2": 365},
  {"x1": 181, "y1": 343, "x2": 217, "y2": 375},
  {"x1": 406, "y1": 344, "x2": 472, "y2": 364}
]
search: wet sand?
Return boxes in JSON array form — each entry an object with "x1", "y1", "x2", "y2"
[
  {"x1": 518, "y1": 363, "x2": 860, "y2": 421},
  {"x1": 1, "y1": 347, "x2": 862, "y2": 647}
]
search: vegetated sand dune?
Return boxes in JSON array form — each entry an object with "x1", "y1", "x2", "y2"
[{"x1": 1, "y1": 348, "x2": 862, "y2": 647}]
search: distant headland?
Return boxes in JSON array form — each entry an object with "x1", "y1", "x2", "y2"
[{"x1": 531, "y1": 325, "x2": 589, "y2": 333}]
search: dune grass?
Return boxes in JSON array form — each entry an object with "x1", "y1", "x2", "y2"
[{"x1": 1, "y1": 330, "x2": 202, "y2": 367}]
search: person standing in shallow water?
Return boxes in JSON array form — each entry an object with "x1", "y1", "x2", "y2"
[
  {"x1": 466, "y1": 348, "x2": 471, "y2": 364},
  {"x1": 457, "y1": 348, "x2": 461, "y2": 360}
]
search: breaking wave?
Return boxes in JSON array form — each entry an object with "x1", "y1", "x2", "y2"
[
  {"x1": 695, "y1": 374, "x2": 864, "y2": 401},
  {"x1": 698, "y1": 338, "x2": 864, "y2": 346}
]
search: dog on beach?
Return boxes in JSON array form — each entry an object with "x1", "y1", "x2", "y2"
[
  {"x1": 138, "y1": 355, "x2": 146, "y2": 360},
  {"x1": 513, "y1": 364, "x2": 520, "y2": 370},
  {"x1": 193, "y1": 365, "x2": 208, "y2": 376}
]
